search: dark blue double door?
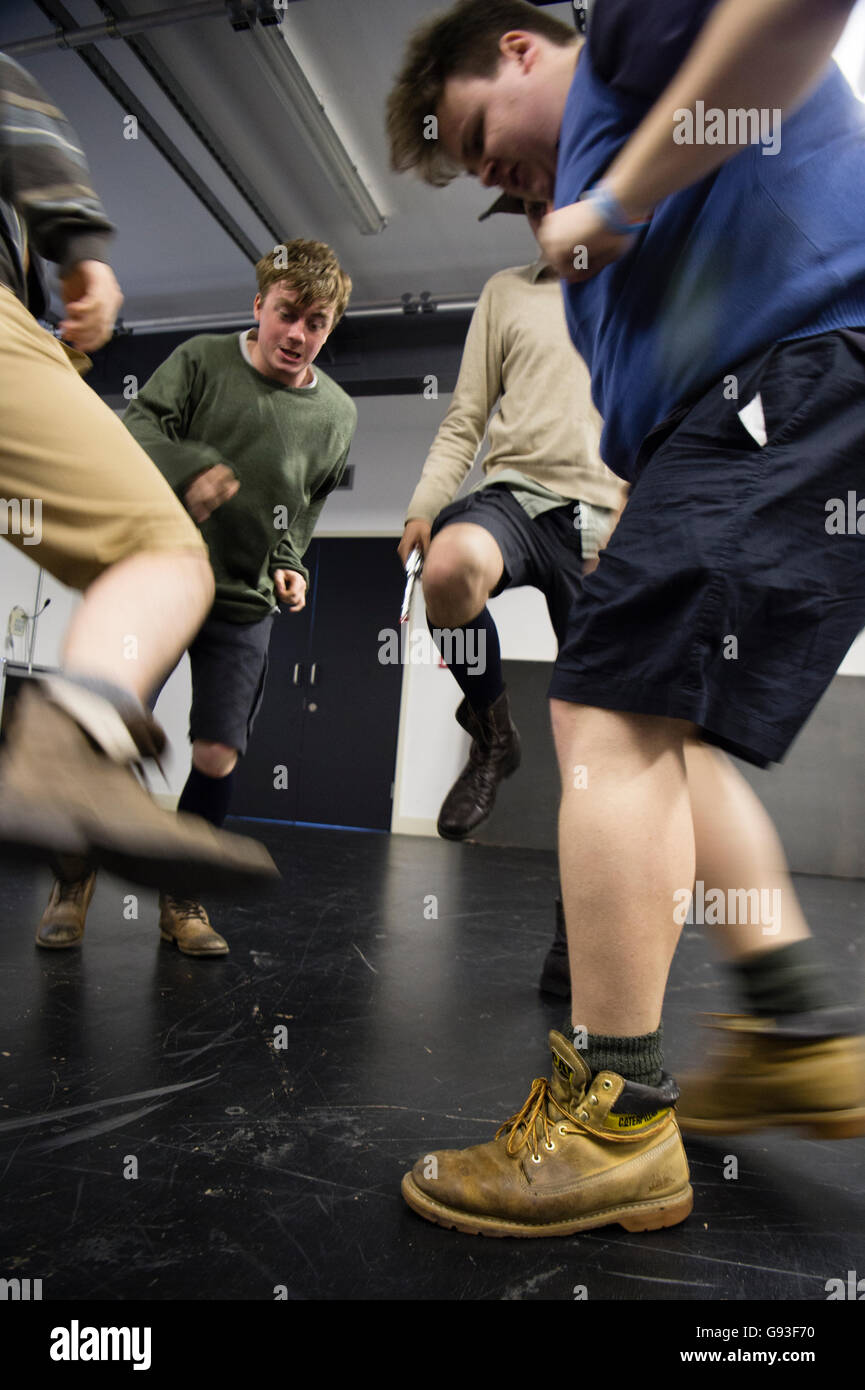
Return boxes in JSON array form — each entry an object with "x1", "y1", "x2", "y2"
[{"x1": 231, "y1": 537, "x2": 404, "y2": 831}]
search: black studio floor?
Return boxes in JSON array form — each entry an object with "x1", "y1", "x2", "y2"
[{"x1": 1, "y1": 822, "x2": 864, "y2": 1305}]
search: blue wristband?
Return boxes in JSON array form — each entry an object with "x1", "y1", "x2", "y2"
[{"x1": 580, "y1": 183, "x2": 651, "y2": 236}]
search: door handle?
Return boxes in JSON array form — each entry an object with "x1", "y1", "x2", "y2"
[
  {"x1": 293, "y1": 664, "x2": 302, "y2": 686},
  {"x1": 310, "y1": 663, "x2": 317, "y2": 686}
]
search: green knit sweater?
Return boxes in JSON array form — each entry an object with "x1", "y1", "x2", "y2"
[{"x1": 123, "y1": 331, "x2": 357, "y2": 622}]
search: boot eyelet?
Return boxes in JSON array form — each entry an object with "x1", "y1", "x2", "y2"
[
  {"x1": 544, "y1": 1140, "x2": 555, "y2": 1151},
  {"x1": 590, "y1": 1094, "x2": 598, "y2": 1105},
  {"x1": 580, "y1": 1110, "x2": 589, "y2": 1121},
  {"x1": 603, "y1": 1080, "x2": 613, "y2": 1090},
  {"x1": 557, "y1": 1124, "x2": 569, "y2": 1136},
  {"x1": 530, "y1": 1153, "x2": 542, "y2": 1164}
]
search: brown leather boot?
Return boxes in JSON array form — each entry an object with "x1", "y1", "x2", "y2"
[
  {"x1": 0, "y1": 684, "x2": 278, "y2": 894},
  {"x1": 159, "y1": 894, "x2": 229, "y2": 957},
  {"x1": 437, "y1": 689, "x2": 520, "y2": 840},
  {"x1": 676, "y1": 1011, "x2": 865, "y2": 1138},
  {"x1": 402, "y1": 1030, "x2": 692, "y2": 1237},
  {"x1": 36, "y1": 860, "x2": 97, "y2": 948}
]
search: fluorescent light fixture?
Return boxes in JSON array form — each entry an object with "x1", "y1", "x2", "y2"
[{"x1": 249, "y1": 27, "x2": 388, "y2": 234}]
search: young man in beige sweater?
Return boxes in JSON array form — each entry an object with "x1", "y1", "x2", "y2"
[{"x1": 398, "y1": 197, "x2": 626, "y2": 990}]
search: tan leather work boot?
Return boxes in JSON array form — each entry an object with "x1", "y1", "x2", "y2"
[
  {"x1": 159, "y1": 895, "x2": 229, "y2": 957},
  {"x1": 401, "y1": 1030, "x2": 693, "y2": 1237},
  {"x1": 676, "y1": 1012, "x2": 865, "y2": 1139},
  {"x1": 36, "y1": 862, "x2": 97, "y2": 948},
  {"x1": 0, "y1": 684, "x2": 278, "y2": 894}
]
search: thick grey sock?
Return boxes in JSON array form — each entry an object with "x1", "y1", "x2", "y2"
[
  {"x1": 568, "y1": 1022, "x2": 664, "y2": 1087},
  {"x1": 732, "y1": 939, "x2": 838, "y2": 1017}
]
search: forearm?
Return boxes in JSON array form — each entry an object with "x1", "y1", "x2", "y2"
[
  {"x1": 271, "y1": 491, "x2": 331, "y2": 579},
  {"x1": 408, "y1": 287, "x2": 499, "y2": 520},
  {"x1": 405, "y1": 452, "x2": 474, "y2": 523},
  {"x1": 123, "y1": 400, "x2": 226, "y2": 493},
  {"x1": 604, "y1": 0, "x2": 857, "y2": 220},
  {"x1": 408, "y1": 398, "x2": 493, "y2": 519},
  {"x1": 270, "y1": 536, "x2": 308, "y2": 581}
]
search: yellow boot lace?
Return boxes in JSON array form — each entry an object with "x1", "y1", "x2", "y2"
[{"x1": 495, "y1": 1078, "x2": 581, "y2": 1160}]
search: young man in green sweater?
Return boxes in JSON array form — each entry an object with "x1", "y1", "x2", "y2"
[{"x1": 36, "y1": 239, "x2": 357, "y2": 956}]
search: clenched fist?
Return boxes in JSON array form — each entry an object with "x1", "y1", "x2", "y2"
[
  {"x1": 273, "y1": 569, "x2": 307, "y2": 612},
  {"x1": 59, "y1": 259, "x2": 123, "y2": 353},
  {"x1": 398, "y1": 518, "x2": 432, "y2": 568},
  {"x1": 183, "y1": 464, "x2": 240, "y2": 524}
]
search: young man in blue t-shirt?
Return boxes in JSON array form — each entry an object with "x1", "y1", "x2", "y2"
[{"x1": 387, "y1": 0, "x2": 865, "y2": 1237}]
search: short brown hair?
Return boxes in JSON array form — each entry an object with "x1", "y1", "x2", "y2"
[
  {"x1": 387, "y1": 0, "x2": 576, "y2": 187},
  {"x1": 255, "y1": 238, "x2": 352, "y2": 323}
]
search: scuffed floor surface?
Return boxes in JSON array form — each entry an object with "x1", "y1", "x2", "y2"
[{"x1": 0, "y1": 824, "x2": 863, "y2": 1301}]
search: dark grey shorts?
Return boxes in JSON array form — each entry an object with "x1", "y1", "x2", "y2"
[
  {"x1": 151, "y1": 610, "x2": 274, "y2": 755},
  {"x1": 430, "y1": 484, "x2": 583, "y2": 646}
]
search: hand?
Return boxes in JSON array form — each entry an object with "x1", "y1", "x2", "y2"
[
  {"x1": 398, "y1": 518, "x2": 432, "y2": 568},
  {"x1": 536, "y1": 202, "x2": 637, "y2": 284},
  {"x1": 273, "y1": 569, "x2": 307, "y2": 611},
  {"x1": 183, "y1": 464, "x2": 239, "y2": 524},
  {"x1": 58, "y1": 260, "x2": 124, "y2": 352}
]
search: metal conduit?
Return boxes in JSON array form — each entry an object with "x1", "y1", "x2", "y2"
[{"x1": 1, "y1": 2, "x2": 231, "y2": 57}]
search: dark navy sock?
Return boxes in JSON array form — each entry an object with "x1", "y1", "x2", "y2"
[
  {"x1": 177, "y1": 766, "x2": 236, "y2": 828},
  {"x1": 427, "y1": 606, "x2": 504, "y2": 714}
]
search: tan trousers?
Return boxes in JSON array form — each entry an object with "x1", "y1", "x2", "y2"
[{"x1": 0, "y1": 284, "x2": 204, "y2": 590}]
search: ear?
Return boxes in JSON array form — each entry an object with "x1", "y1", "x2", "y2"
[
  {"x1": 499, "y1": 30, "x2": 538, "y2": 70},
  {"x1": 253, "y1": 292, "x2": 263, "y2": 320}
]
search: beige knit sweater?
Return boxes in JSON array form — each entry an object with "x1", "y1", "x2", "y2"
[{"x1": 405, "y1": 261, "x2": 627, "y2": 523}]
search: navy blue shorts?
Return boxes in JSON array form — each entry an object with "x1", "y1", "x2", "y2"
[
  {"x1": 430, "y1": 485, "x2": 582, "y2": 645},
  {"x1": 151, "y1": 610, "x2": 273, "y2": 756},
  {"x1": 549, "y1": 329, "x2": 865, "y2": 767}
]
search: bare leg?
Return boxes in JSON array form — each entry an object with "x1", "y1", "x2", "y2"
[
  {"x1": 62, "y1": 548, "x2": 213, "y2": 700},
  {"x1": 551, "y1": 701, "x2": 695, "y2": 1035},
  {"x1": 684, "y1": 738, "x2": 811, "y2": 958}
]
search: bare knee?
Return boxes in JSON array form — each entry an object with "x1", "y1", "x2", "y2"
[
  {"x1": 423, "y1": 530, "x2": 497, "y2": 626},
  {"x1": 192, "y1": 740, "x2": 238, "y2": 778}
]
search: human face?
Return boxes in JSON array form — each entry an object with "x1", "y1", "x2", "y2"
[
  {"x1": 249, "y1": 285, "x2": 335, "y2": 387},
  {"x1": 437, "y1": 32, "x2": 575, "y2": 203}
]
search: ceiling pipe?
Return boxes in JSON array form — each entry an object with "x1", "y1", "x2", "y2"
[
  {"x1": 30, "y1": 0, "x2": 264, "y2": 264},
  {"x1": 119, "y1": 296, "x2": 480, "y2": 334},
  {"x1": 2, "y1": 3, "x2": 228, "y2": 57}
]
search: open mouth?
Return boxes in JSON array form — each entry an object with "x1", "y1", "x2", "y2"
[{"x1": 280, "y1": 349, "x2": 302, "y2": 363}]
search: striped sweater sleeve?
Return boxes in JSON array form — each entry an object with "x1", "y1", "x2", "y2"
[{"x1": 0, "y1": 51, "x2": 113, "y2": 291}]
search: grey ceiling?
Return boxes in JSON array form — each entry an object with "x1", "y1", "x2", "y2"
[
  {"x1": 3, "y1": 0, "x2": 863, "y2": 333},
  {"x1": 0, "y1": 0, "x2": 575, "y2": 326}
]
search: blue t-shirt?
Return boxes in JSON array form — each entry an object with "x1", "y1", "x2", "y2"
[{"x1": 557, "y1": 0, "x2": 865, "y2": 480}]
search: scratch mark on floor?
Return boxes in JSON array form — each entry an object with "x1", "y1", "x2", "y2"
[
  {"x1": 28, "y1": 1101, "x2": 168, "y2": 1153},
  {"x1": 0, "y1": 1073, "x2": 218, "y2": 1136},
  {"x1": 351, "y1": 943, "x2": 378, "y2": 974}
]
